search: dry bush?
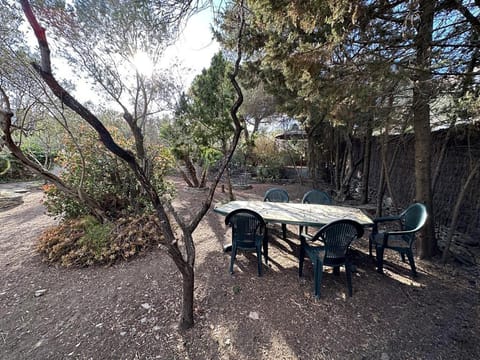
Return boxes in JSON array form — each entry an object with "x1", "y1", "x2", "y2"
[{"x1": 37, "y1": 215, "x2": 163, "y2": 267}]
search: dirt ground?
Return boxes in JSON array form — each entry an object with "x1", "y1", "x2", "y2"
[{"x1": 0, "y1": 178, "x2": 479, "y2": 360}]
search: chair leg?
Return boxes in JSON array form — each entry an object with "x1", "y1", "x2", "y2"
[
  {"x1": 229, "y1": 244, "x2": 237, "y2": 274},
  {"x1": 281, "y1": 224, "x2": 287, "y2": 240},
  {"x1": 345, "y1": 263, "x2": 353, "y2": 297},
  {"x1": 406, "y1": 250, "x2": 417, "y2": 277},
  {"x1": 376, "y1": 245, "x2": 385, "y2": 274},
  {"x1": 401, "y1": 253, "x2": 406, "y2": 262},
  {"x1": 333, "y1": 266, "x2": 340, "y2": 276},
  {"x1": 256, "y1": 246, "x2": 263, "y2": 277},
  {"x1": 299, "y1": 243, "x2": 305, "y2": 277},
  {"x1": 313, "y1": 259, "x2": 324, "y2": 298},
  {"x1": 368, "y1": 235, "x2": 373, "y2": 256},
  {"x1": 298, "y1": 225, "x2": 303, "y2": 238},
  {"x1": 263, "y1": 238, "x2": 268, "y2": 265}
]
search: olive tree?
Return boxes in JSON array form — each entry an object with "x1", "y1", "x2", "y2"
[{"x1": 1, "y1": 0, "x2": 247, "y2": 330}]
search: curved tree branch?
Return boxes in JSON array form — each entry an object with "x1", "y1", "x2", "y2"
[
  {"x1": 187, "y1": 0, "x2": 246, "y2": 234},
  {"x1": 0, "y1": 108, "x2": 107, "y2": 221}
]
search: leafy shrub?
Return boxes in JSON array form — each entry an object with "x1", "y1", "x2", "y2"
[
  {"x1": 42, "y1": 183, "x2": 89, "y2": 218},
  {"x1": 1, "y1": 142, "x2": 57, "y2": 182},
  {"x1": 0, "y1": 156, "x2": 11, "y2": 176},
  {"x1": 77, "y1": 216, "x2": 112, "y2": 256},
  {"x1": 0, "y1": 153, "x2": 36, "y2": 182},
  {"x1": 252, "y1": 135, "x2": 287, "y2": 180},
  {"x1": 42, "y1": 125, "x2": 175, "y2": 219},
  {"x1": 256, "y1": 163, "x2": 281, "y2": 180},
  {"x1": 37, "y1": 215, "x2": 163, "y2": 267}
]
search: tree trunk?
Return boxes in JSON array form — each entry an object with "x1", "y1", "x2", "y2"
[
  {"x1": 413, "y1": 0, "x2": 436, "y2": 259},
  {"x1": 306, "y1": 128, "x2": 318, "y2": 182},
  {"x1": 178, "y1": 167, "x2": 194, "y2": 187},
  {"x1": 305, "y1": 111, "x2": 327, "y2": 185},
  {"x1": 376, "y1": 127, "x2": 389, "y2": 217},
  {"x1": 179, "y1": 263, "x2": 194, "y2": 330},
  {"x1": 339, "y1": 133, "x2": 355, "y2": 199},
  {"x1": 199, "y1": 165, "x2": 209, "y2": 188},
  {"x1": 226, "y1": 168, "x2": 235, "y2": 201},
  {"x1": 183, "y1": 155, "x2": 200, "y2": 187},
  {"x1": 361, "y1": 118, "x2": 372, "y2": 204},
  {"x1": 334, "y1": 130, "x2": 341, "y2": 192},
  {"x1": 375, "y1": 151, "x2": 386, "y2": 217},
  {"x1": 380, "y1": 134, "x2": 396, "y2": 208}
]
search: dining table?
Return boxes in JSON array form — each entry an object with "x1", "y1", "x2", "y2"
[
  {"x1": 214, "y1": 200, "x2": 373, "y2": 250},
  {"x1": 214, "y1": 200, "x2": 373, "y2": 227}
]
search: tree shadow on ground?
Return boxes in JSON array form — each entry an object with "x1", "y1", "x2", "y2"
[{"x1": 186, "y1": 219, "x2": 480, "y2": 360}]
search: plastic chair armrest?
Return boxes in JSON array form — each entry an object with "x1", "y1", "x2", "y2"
[
  {"x1": 372, "y1": 215, "x2": 401, "y2": 234},
  {"x1": 300, "y1": 232, "x2": 313, "y2": 241},
  {"x1": 381, "y1": 231, "x2": 414, "y2": 247},
  {"x1": 373, "y1": 215, "x2": 401, "y2": 224},
  {"x1": 384, "y1": 229, "x2": 417, "y2": 236}
]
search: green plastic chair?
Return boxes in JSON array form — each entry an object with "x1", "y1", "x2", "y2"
[
  {"x1": 300, "y1": 190, "x2": 332, "y2": 236},
  {"x1": 369, "y1": 203, "x2": 427, "y2": 276},
  {"x1": 299, "y1": 219, "x2": 364, "y2": 298},
  {"x1": 225, "y1": 209, "x2": 268, "y2": 276},
  {"x1": 263, "y1": 188, "x2": 289, "y2": 240},
  {"x1": 302, "y1": 189, "x2": 332, "y2": 205}
]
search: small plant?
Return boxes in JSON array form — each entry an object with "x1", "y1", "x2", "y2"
[{"x1": 77, "y1": 216, "x2": 112, "y2": 257}]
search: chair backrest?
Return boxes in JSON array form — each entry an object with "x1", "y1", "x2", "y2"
[
  {"x1": 312, "y1": 220, "x2": 364, "y2": 265},
  {"x1": 225, "y1": 209, "x2": 266, "y2": 248},
  {"x1": 400, "y1": 203, "x2": 428, "y2": 232},
  {"x1": 302, "y1": 190, "x2": 332, "y2": 205},
  {"x1": 264, "y1": 188, "x2": 289, "y2": 203}
]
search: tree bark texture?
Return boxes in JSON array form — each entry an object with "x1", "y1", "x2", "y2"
[
  {"x1": 20, "y1": 0, "x2": 195, "y2": 329},
  {"x1": 413, "y1": 0, "x2": 437, "y2": 258},
  {"x1": 180, "y1": 263, "x2": 195, "y2": 330},
  {"x1": 361, "y1": 120, "x2": 372, "y2": 204}
]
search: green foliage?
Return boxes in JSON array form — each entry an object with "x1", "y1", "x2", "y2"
[
  {"x1": 256, "y1": 163, "x2": 282, "y2": 181},
  {"x1": 186, "y1": 52, "x2": 236, "y2": 150},
  {"x1": 252, "y1": 134, "x2": 288, "y2": 181},
  {"x1": 43, "y1": 124, "x2": 175, "y2": 219},
  {"x1": 161, "y1": 52, "x2": 237, "y2": 186},
  {"x1": 77, "y1": 216, "x2": 112, "y2": 257},
  {"x1": 200, "y1": 146, "x2": 223, "y2": 165},
  {"x1": 0, "y1": 156, "x2": 11, "y2": 176},
  {"x1": 0, "y1": 143, "x2": 56, "y2": 181},
  {"x1": 21, "y1": 142, "x2": 56, "y2": 168},
  {"x1": 189, "y1": 53, "x2": 236, "y2": 136},
  {"x1": 37, "y1": 214, "x2": 163, "y2": 267},
  {"x1": 42, "y1": 183, "x2": 87, "y2": 218},
  {"x1": 0, "y1": 152, "x2": 38, "y2": 182}
]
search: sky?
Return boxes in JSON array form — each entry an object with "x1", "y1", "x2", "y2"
[
  {"x1": 160, "y1": 7, "x2": 220, "y2": 88},
  {"x1": 71, "y1": 7, "x2": 220, "y2": 104}
]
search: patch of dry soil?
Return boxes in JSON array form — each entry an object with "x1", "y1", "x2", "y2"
[{"x1": 0, "y1": 179, "x2": 479, "y2": 359}]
